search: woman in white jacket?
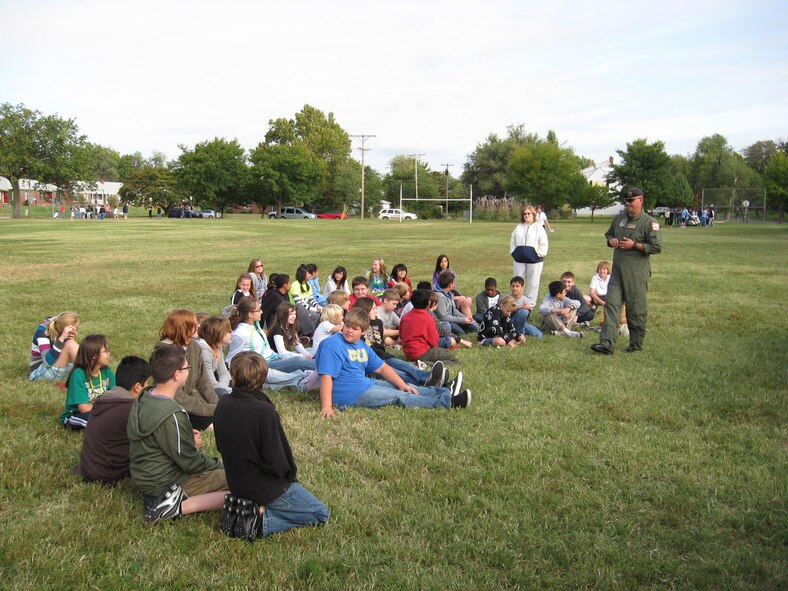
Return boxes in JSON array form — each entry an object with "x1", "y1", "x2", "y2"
[{"x1": 510, "y1": 205, "x2": 549, "y2": 305}]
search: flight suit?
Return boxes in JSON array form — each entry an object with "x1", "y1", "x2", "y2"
[{"x1": 599, "y1": 211, "x2": 662, "y2": 351}]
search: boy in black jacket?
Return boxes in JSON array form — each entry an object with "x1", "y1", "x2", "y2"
[{"x1": 214, "y1": 352, "x2": 328, "y2": 537}]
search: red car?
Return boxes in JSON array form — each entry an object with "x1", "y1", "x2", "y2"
[{"x1": 315, "y1": 212, "x2": 348, "y2": 220}]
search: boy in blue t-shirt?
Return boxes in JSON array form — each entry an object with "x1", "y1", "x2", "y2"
[{"x1": 315, "y1": 309, "x2": 471, "y2": 418}]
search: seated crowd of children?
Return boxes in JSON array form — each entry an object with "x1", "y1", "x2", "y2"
[{"x1": 28, "y1": 255, "x2": 610, "y2": 538}]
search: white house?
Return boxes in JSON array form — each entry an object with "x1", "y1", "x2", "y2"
[
  {"x1": 575, "y1": 157, "x2": 624, "y2": 217},
  {"x1": 0, "y1": 177, "x2": 123, "y2": 205}
]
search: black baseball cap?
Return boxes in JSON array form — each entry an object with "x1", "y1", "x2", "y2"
[{"x1": 625, "y1": 188, "x2": 643, "y2": 200}]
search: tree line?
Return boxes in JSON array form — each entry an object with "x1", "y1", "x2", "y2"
[{"x1": 1, "y1": 102, "x2": 786, "y2": 221}]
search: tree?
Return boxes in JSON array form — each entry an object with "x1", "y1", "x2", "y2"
[
  {"x1": 383, "y1": 156, "x2": 440, "y2": 213},
  {"x1": 688, "y1": 133, "x2": 761, "y2": 195},
  {"x1": 118, "y1": 152, "x2": 147, "y2": 181},
  {"x1": 118, "y1": 165, "x2": 181, "y2": 210},
  {"x1": 568, "y1": 183, "x2": 617, "y2": 221},
  {"x1": 265, "y1": 105, "x2": 351, "y2": 206},
  {"x1": 763, "y1": 151, "x2": 788, "y2": 223},
  {"x1": 607, "y1": 139, "x2": 676, "y2": 208},
  {"x1": 174, "y1": 138, "x2": 247, "y2": 214},
  {"x1": 333, "y1": 158, "x2": 384, "y2": 214},
  {"x1": 507, "y1": 142, "x2": 587, "y2": 211},
  {"x1": 248, "y1": 143, "x2": 325, "y2": 214},
  {"x1": 461, "y1": 124, "x2": 540, "y2": 197},
  {"x1": 742, "y1": 140, "x2": 779, "y2": 175},
  {"x1": 85, "y1": 143, "x2": 121, "y2": 181},
  {"x1": 0, "y1": 103, "x2": 93, "y2": 218}
]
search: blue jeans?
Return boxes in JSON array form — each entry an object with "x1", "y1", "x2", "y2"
[
  {"x1": 383, "y1": 358, "x2": 429, "y2": 385},
  {"x1": 260, "y1": 482, "x2": 329, "y2": 537},
  {"x1": 512, "y1": 309, "x2": 543, "y2": 339},
  {"x1": 354, "y1": 380, "x2": 451, "y2": 409},
  {"x1": 438, "y1": 336, "x2": 454, "y2": 348},
  {"x1": 269, "y1": 356, "x2": 316, "y2": 373}
]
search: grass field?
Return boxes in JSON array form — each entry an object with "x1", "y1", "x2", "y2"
[{"x1": 0, "y1": 214, "x2": 786, "y2": 590}]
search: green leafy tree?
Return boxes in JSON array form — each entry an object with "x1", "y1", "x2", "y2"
[
  {"x1": 265, "y1": 105, "x2": 351, "y2": 205},
  {"x1": 118, "y1": 152, "x2": 147, "y2": 181},
  {"x1": 742, "y1": 140, "x2": 779, "y2": 175},
  {"x1": 334, "y1": 158, "x2": 384, "y2": 214},
  {"x1": 568, "y1": 183, "x2": 618, "y2": 221},
  {"x1": 608, "y1": 139, "x2": 677, "y2": 208},
  {"x1": 688, "y1": 133, "x2": 761, "y2": 195},
  {"x1": 383, "y1": 156, "x2": 440, "y2": 213},
  {"x1": 85, "y1": 143, "x2": 121, "y2": 181},
  {"x1": 461, "y1": 124, "x2": 541, "y2": 197},
  {"x1": 507, "y1": 142, "x2": 586, "y2": 211},
  {"x1": 118, "y1": 165, "x2": 180, "y2": 210},
  {"x1": 0, "y1": 103, "x2": 94, "y2": 218},
  {"x1": 763, "y1": 151, "x2": 788, "y2": 223},
  {"x1": 174, "y1": 138, "x2": 247, "y2": 214},
  {"x1": 248, "y1": 143, "x2": 325, "y2": 214}
]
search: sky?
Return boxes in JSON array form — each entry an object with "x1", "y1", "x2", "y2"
[{"x1": 2, "y1": 0, "x2": 787, "y2": 175}]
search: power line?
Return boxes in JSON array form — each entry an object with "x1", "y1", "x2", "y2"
[{"x1": 351, "y1": 134, "x2": 375, "y2": 219}]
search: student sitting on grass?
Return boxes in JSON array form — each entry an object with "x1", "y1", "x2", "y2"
[
  {"x1": 231, "y1": 273, "x2": 257, "y2": 306},
  {"x1": 305, "y1": 263, "x2": 328, "y2": 307},
  {"x1": 398, "y1": 289, "x2": 460, "y2": 366},
  {"x1": 60, "y1": 335, "x2": 115, "y2": 430},
  {"x1": 477, "y1": 295, "x2": 526, "y2": 348},
  {"x1": 352, "y1": 296, "x2": 449, "y2": 388},
  {"x1": 474, "y1": 277, "x2": 501, "y2": 324},
  {"x1": 74, "y1": 356, "x2": 151, "y2": 484},
  {"x1": 392, "y1": 281, "x2": 411, "y2": 315},
  {"x1": 316, "y1": 308, "x2": 470, "y2": 418},
  {"x1": 29, "y1": 311, "x2": 80, "y2": 382},
  {"x1": 195, "y1": 316, "x2": 233, "y2": 396},
  {"x1": 155, "y1": 310, "x2": 218, "y2": 431},
  {"x1": 214, "y1": 352, "x2": 329, "y2": 537},
  {"x1": 323, "y1": 266, "x2": 351, "y2": 298},
  {"x1": 509, "y1": 276, "x2": 543, "y2": 339},
  {"x1": 327, "y1": 289, "x2": 351, "y2": 312},
  {"x1": 312, "y1": 304, "x2": 344, "y2": 352},
  {"x1": 538, "y1": 281, "x2": 583, "y2": 338},
  {"x1": 365, "y1": 257, "x2": 388, "y2": 299},
  {"x1": 348, "y1": 276, "x2": 381, "y2": 308},
  {"x1": 428, "y1": 291, "x2": 473, "y2": 349},
  {"x1": 435, "y1": 270, "x2": 481, "y2": 336},
  {"x1": 376, "y1": 289, "x2": 401, "y2": 345},
  {"x1": 247, "y1": 258, "x2": 268, "y2": 303},
  {"x1": 387, "y1": 263, "x2": 412, "y2": 295},
  {"x1": 128, "y1": 345, "x2": 229, "y2": 524},
  {"x1": 267, "y1": 303, "x2": 314, "y2": 359}
]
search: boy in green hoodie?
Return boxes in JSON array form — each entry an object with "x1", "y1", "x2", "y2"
[{"x1": 127, "y1": 344, "x2": 229, "y2": 524}]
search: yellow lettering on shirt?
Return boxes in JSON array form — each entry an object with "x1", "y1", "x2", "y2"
[{"x1": 348, "y1": 348, "x2": 368, "y2": 363}]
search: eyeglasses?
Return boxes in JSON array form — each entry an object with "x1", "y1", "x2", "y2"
[
  {"x1": 179, "y1": 366, "x2": 191, "y2": 372},
  {"x1": 255, "y1": 264, "x2": 263, "y2": 268},
  {"x1": 523, "y1": 212, "x2": 533, "y2": 216}
]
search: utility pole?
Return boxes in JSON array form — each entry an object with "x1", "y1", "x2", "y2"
[
  {"x1": 440, "y1": 163, "x2": 453, "y2": 217},
  {"x1": 407, "y1": 154, "x2": 425, "y2": 200},
  {"x1": 350, "y1": 134, "x2": 375, "y2": 219}
]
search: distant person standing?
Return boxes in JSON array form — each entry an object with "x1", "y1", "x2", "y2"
[
  {"x1": 510, "y1": 205, "x2": 549, "y2": 306},
  {"x1": 535, "y1": 205, "x2": 553, "y2": 232},
  {"x1": 123, "y1": 203, "x2": 129, "y2": 220},
  {"x1": 148, "y1": 204, "x2": 153, "y2": 218},
  {"x1": 157, "y1": 207, "x2": 162, "y2": 219},
  {"x1": 591, "y1": 188, "x2": 662, "y2": 355}
]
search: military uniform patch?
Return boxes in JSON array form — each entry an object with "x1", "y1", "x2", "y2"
[{"x1": 652, "y1": 222, "x2": 660, "y2": 231}]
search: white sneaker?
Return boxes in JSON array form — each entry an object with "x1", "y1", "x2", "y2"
[
  {"x1": 568, "y1": 331, "x2": 583, "y2": 338},
  {"x1": 416, "y1": 360, "x2": 428, "y2": 371}
]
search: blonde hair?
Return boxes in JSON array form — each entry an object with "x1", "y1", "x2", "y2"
[
  {"x1": 498, "y1": 295, "x2": 516, "y2": 310},
  {"x1": 597, "y1": 260, "x2": 611, "y2": 274},
  {"x1": 320, "y1": 304, "x2": 344, "y2": 324},
  {"x1": 327, "y1": 290, "x2": 350, "y2": 307},
  {"x1": 46, "y1": 312, "x2": 80, "y2": 341},
  {"x1": 394, "y1": 282, "x2": 409, "y2": 298},
  {"x1": 368, "y1": 257, "x2": 387, "y2": 279},
  {"x1": 520, "y1": 205, "x2": 537, "y2": 223}
]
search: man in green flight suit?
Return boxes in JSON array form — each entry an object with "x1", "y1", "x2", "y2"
[{"x1": 591, "y1": 187, "x2": 662, "y2": 354}]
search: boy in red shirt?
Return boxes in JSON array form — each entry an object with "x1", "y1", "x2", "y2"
[{"x1": 399, "y1": 289, "x2": 459, "y2": 365}]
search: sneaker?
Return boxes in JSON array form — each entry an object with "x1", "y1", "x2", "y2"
[
  {"x1": 426, "y1": 361, "x2": 446, "y2": 388},
  {"x1": 568, "y1": 331, "x2": 583, "y2": 338},
  {"x1": 451, "y1": 389, "x2": 471, "y2": 409},
  {"x1": 446, "y1": 371, "x2": 463, "y2": 397},
  {"x1": 299, "y1": 336, "x2": 311, "y2": 347},
  {"x1": 577, "y1": 321, "x2": 591, "y2": 328},
  {"x1": 144, "y1": 483, "x2": 186, "y2": 524},
  {"x1": 416, "y1": 360, "x2": 428, "y2": 371}
]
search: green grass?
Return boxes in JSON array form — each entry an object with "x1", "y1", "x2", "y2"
[{"x1": 0, "y1": 215, "x2": 786, "y2": 590}]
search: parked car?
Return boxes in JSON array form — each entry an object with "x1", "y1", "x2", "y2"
[
  {"x1": 166, "y1": 207, "x2": 192, "y2": 218},
  {"x1": 192, "y1": 209, "x2": 219, "y2": 218},
  {"x1": 378, "y1": 208, "x2": 417, "y2": 220},
  {"x1": 268, "y1": 207, "x2": 317, "y2": 219},
  {"x1": 316, "y1": 212, "x2": 348, "y2": 220},
  {"x1": 652, "y1": 206, "x2": 670, "y2": 218}
]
